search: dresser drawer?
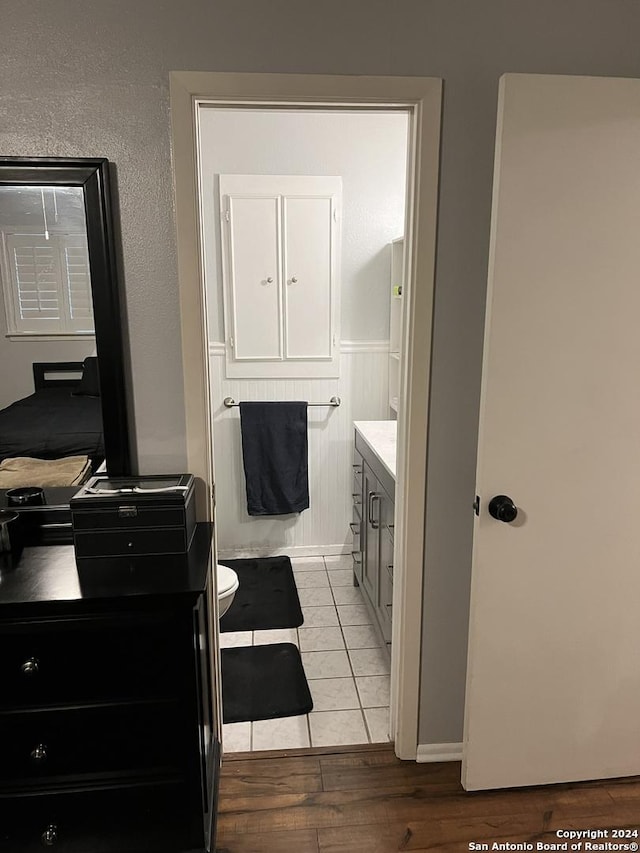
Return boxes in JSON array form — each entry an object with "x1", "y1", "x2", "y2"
[
  {"x1": 0, "y1": 613, "x2": 187, "y2": 709},
  {"x1": 0, "y1": 701, "x2": 187, "y2": 789},
  {"x1": 0, "y1": 782, "x2": 201, "y2": 852}
]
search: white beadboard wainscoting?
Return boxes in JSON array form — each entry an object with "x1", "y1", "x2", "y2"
[{"x1": 209, "y1": 341, "x2": 390, "y2": 558}]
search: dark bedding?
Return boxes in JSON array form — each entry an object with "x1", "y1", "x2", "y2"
[{"x1": 0, "y1": 387, "x2": 104, "y2": 460}]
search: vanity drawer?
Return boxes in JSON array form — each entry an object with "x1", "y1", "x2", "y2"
[
  {"x1": 0, "y1": 701, "x2": 186, "y2": 789},
  {"x1": 0, "y1": 613, "x2": 187, "y2": 709},
  {"x1": 0, "y1": 782, "x2": 200, "y2": 853}
]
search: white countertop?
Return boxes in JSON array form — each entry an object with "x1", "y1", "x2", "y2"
[{"x1": 353, "y1": 420, "x2": 397, "y2": 480}]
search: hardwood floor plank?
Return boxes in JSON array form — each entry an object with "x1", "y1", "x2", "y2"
[
  {"x1": 216, "y1": 786, "x2": 549, "y2": 835},
  {"x1": 318, "y1": 746, "x2": 402, "y2": 770},
  {"x1": 317, "y1": 796, "x2": 639, "y2": 853},
  {"x1": 216, "y1": 828, "x2": 319, "y2": 853},
  {"x1": 221, "y1": 756, "x2": 322, "y2": 795},
  {"x1": 321, "y1": 756, "x2": 462, "y2": 792}
]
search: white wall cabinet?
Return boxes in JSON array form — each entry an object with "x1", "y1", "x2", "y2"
[{"x1": 219, "y1": 175, "x2": 341, "y2": 378}]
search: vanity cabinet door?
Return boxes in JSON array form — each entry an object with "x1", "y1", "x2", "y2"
[
  {"x1": 378, "y1": 523, "x2": 394, "y2": 644},
  {"x1": 362, "y1": 461, "x2": 380, "y2": 608}
]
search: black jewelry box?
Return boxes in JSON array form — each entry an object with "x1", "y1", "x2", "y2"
[{"x1": 70, "y1": 474, "x2": 197, "y2": 560}]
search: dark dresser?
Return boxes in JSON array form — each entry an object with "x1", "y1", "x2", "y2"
[{"x1": 0, "y1": 524, "x2": 219, "y2": 852}]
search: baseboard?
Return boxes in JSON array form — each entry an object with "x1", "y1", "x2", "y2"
[
  {"x1": 416, "y1": 743, "x2": 463, "y2": 763},
  {"x1": 217, "y1": 544, "x2": 351, "y2": 559}
]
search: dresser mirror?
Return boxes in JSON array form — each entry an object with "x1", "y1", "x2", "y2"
[{"x1": 0, "y1": 157, "x2": 130, "y2": 520}]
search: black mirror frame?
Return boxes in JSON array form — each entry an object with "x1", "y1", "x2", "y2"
[{"x1": 0, "y1": 156, "x2": 131, "y2": 475}]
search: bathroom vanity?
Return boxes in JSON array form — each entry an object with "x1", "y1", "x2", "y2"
[
  {"x1": 352, "y1": 421, "x2": 396, "y2": 652},
  {"x1": 0, "y1": 523, "x2": 218, "y2": 852}
]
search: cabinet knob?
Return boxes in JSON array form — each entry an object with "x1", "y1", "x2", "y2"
[
  {"x1": 266, "y1": 276, "x2": 273, "y2": 283},
  {"x1": 41, "y1": 824, "x2": 58, "y2": 846},
  {"x1": 30, "y1": 744, "x2": 48, "y2": 763},
  {"x1": 290, "y1": 276, "x2": 298, "y2": 283},
  {"x1": 21, "y1": 657, "x2": 39, "y2": 675}
]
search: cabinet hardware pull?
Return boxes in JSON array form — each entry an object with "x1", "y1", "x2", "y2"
[
  {"x1": 41, "y1": 824, "x2": 58, "y2": 846},
  {"x1": 368, "y1": 491, "x2": 381, "y2": 529},
  {"x1": 30, "y1": 744, "x2": 48, "y2": 762},
  {"x1": 21, "y1": 657, "x2": 39, "y2": 675},
  {"x1": 290, "y1": 276, "x2": 298, "y2": 283},
  {"x1": 352, "y1": 464, "x2": 362, "y2": 472},
  {"x1": 352, "y1": 492, "x2": 361, "y2": 504},
  {"x1": 349, "y1": 522, "x2": 359, "y2": 535},
  {"x1": 351, "y1": 551, "x2": 362, "y2": 564},
  {"x1": 266, "y1": 276, "x2": 273, "y2": 283}
]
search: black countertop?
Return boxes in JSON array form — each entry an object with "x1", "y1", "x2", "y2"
[{"x1": 0, "y1": 522, "x2": 213, "y2": 615}]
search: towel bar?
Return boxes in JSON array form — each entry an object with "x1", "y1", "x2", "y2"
[{"x1": 223, "y1": 396, "x2": 341, "y2": 408}]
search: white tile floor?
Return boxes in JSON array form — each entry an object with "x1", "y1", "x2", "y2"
[{"x1": 220, "y1": 554, "x2": 392, "y2": 753}]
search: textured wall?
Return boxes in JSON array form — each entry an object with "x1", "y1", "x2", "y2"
[{"x1": 3, "y1": 0, "x2": 640, "y2": 745}]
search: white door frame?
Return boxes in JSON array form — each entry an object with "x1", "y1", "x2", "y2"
[{"x1": 169, "y1": 72, "x2": 442, "y2": 760}]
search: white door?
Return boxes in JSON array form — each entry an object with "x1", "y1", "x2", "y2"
[{"x1": 464, "y1": 73, "x2": 640, "y2": 791}]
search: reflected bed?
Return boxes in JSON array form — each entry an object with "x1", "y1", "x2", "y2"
[{"x1": 0, "y1": 361, "x2": 104, "y2": 462}]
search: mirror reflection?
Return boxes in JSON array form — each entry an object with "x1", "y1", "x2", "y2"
[{"x1": 0, "y1": 184, "x2": 104, "y2": 491}]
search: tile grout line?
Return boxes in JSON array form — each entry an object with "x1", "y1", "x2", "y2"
[{"x1": 327, "y1": 556, "x2": 371, "y2": 745}]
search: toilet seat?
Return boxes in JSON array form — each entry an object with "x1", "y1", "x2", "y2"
[{"x1": 217, "y1": 564, "x2": 239, "y2": 596}]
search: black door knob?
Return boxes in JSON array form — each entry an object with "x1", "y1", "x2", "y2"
[{"x1": 488, "y1": 495, "x2": 518, "y2": 523}]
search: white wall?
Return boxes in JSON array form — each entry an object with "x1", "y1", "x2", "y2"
[{"x1": 199, "y1": 109, "x2": 408, "y2": 554}]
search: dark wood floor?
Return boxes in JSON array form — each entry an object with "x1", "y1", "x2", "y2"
[{"x1": 215, "y1": 744, "x2": 640, "y2": 853}]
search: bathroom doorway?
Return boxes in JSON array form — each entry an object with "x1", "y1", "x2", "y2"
[
  {"x1": 171, "y1": 72, "x2": 442, "y2": 761},
  {"x1": 199, "y1": 105, "x2": 408, "y2": 752}
]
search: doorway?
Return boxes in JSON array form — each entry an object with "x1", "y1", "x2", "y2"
[
  {"x1": 170, "y1": 72, "x2": 442, "y2": 761},
  {"x1": 199, "y1": 105, "x2": 408, "y2": 751}
]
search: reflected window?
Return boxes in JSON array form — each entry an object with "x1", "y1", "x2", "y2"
[{"x1": 0, "y1": 186, "x2": 94, "y2": 336}]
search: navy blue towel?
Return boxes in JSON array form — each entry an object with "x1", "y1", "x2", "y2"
[{"x1": 239, "y1": 402, "x2": 309, "y2": 516}]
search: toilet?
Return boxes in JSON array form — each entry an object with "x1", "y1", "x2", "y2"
[{"x1": 216, "y1": 564, "x2": 239, "y2": 618}]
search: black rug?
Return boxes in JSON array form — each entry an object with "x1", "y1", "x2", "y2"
[
  {"x1": 219, "y1": 556, "x2": 303, "y2": 633},
  {"x1": 221, "y1": 643, "x2": 313, "y2": 724}
]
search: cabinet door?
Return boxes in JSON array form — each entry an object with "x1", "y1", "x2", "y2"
[
  {"x1": 378, "y1": 499, "x2": 394, "y2": 644},
  {"x1": 283, "y1": 195, "x2": 333, "y2": 360},
  {"x1": 226, "y1": 195, "x2": 282, "y2": 360},
  {"x1": 362, "y1": 463, "x2": 380, "y2": 608}
]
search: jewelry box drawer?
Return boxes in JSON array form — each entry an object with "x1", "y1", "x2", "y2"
[
  {"x1": 0, "y1": 782, "x2": 200, "y2": 853},
  {"x1": 0, "y1": 613, "x2": 187, "y2": 709},
  {"x1": 0, "y1": 701, "x2": 187, "y2": 789}
]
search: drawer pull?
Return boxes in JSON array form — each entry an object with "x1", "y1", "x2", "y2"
[
  {"x1": 21, "y1": 656, "x2": 39, "y2": 675},
  {"x1": 352, "y1": 464, "x2": 362, "y2": 472},
  {"x1": 30, "y1": 743, "x2": 48, "y2": 763},
  {"x1": 368, "y1": 492, "x2": 381, "y2": 529},
  {"x1": 351, "y1": 551, "x2": 362, "y2": 565},
  {"x1": 352, "y1": 493, "x2": 362, "y2": 505},
  {"x1": 41, "y1": 824, "x2": 58, "y2": 846},
  {"x1": 349, "y1": 522, "x2": 360, "y2": 535}
]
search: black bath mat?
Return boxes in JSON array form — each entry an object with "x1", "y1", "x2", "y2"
[
  {"x1": 221, "y1": 643, "x2": 313, "y2": 724},
  {"x1": 219, "y1": 556, "x2": 303, "y2": 633}
]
